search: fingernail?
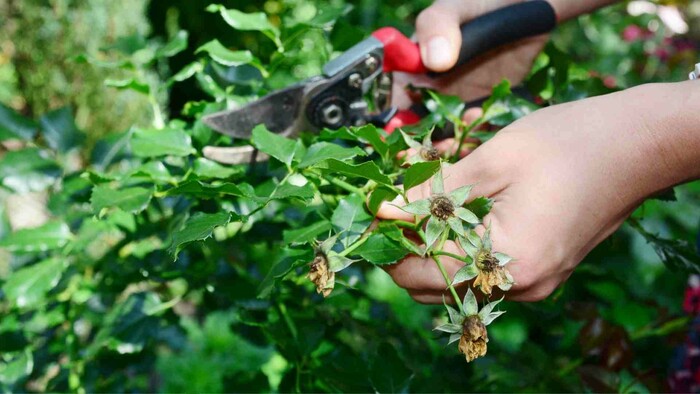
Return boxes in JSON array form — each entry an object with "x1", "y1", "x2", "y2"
[{"x1": 425, "y1": 36, "x2": 451, "y2": 70}]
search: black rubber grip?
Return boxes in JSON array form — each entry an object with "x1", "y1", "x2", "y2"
[{"x1": 430, "y1": 1, "x2": 556, "y2": 77}]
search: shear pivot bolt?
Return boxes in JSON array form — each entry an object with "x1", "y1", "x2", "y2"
[
  {"x1": 321, "y1": 104, "x2": 343, "y2": 126},
  {"x1": 348, "y1": 73, "x2": 363, "y2": 89},
  {"x1": 364, "y1": 56, "x2": 378, "y2": 73}
]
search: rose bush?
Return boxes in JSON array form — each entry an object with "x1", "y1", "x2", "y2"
[{"x1": 0, "y1": 1, "x2": 698, "y2": 392}]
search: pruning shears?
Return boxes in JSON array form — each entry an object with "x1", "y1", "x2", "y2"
[{"x1": 202, "y1": 1, "x2": 556, "y2": 164}]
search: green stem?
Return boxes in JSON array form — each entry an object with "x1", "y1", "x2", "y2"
[
  {"x1": 453, "y1": 117, "x2": 482, "y2": 162},
  {"x1": 339, "y1": 231, "x2": 371, "y2": 257},
  {"x1": 434, "y1": 251, "x2": 471, "y2": 264},
  {"x1": 324, "y1": 176, "x2": 366, "y2": 200},
  {"x1": 433, "y1": 255, "x2": 462, "y2": 306},
  {"x1": 276, "y1": 302, "x2": 298, "y2": 340},
  {"x1": 393, "y1": 220, "x2": 417, "y2": 231}
]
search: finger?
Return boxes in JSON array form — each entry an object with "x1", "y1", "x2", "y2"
[
  {"x1": 384, "y1": 241, "x2": 464, "y2": 291},
  {"x1": 462, "y1": 107, "x2": 483, "y2": 124},
  {"x1": 433, "y1": 137, "x2": 480, "y2": 158},
  {"x1": 415, "y1": 0, "x2": 517, "y2": 72}
]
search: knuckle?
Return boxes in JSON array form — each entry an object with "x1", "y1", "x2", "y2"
[
  {"x1": 518, "y1": 284, "x2": 557, "y2": 302},
  {"x1": 415, "y1": 8, "x2": 437, "y2": 29}
]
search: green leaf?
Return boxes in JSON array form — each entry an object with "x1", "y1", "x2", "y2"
[
  {"x1": 2, "y1": 258, "x2": 67, "y2": 309},
  {"x1": 367, "y1": 186, "x2": 398, "y2": 215},
  {"x1": 354, "y1": 233, "x2": 408, "y2": 265},
  {"x1": 0, "y1": 148, "x2": 60, "y2": 193},
  {"x1": 283, "y1": 221, "x2": 332, "y2": 245},
  {"x1": 207, "y1": 5, "x2": 280, "y2": 42},
  {"x1": 403, "y1": 161, "x2": 441, "y2": 192},
  {"x1": 87, "y1": 292, "x2": 173, "y2": 357},
  {"x1": 0, "y1": 222, "x2": 72, "y2": 253},
  {"x1": 369, "y1": 343, "x2": 413, "y2": 393},
  {"x1": 297, "y1": 142, "x2": 365, "y2": 168},
  {"x1": 39, "y1": 107, "x2": 85, "y2": 153},
  {"x1": 251, "y1": 124, "x2": 298, "y2": 167},
  {"x1": 196, "y1": 40, "x2": 254, "y2": 67},
  {"x1": 258, "y1": 248, "x2": 313, "y2": 298},
  {"x1": 165, "y1": 180, "x2": 251, "y2": 199},
  {"x1": 169, "y1": 61, "x2": 204, "y2": 84},
  {"x1": 130, "y1": 161, "x2": 175, "y2": 184},
  {"x1": 332, "y1": 194, "x2": 373, "y2": 248},
  {"x1": 465, "y1": 197, "x2": 493, "y2": 220},
  {"x1": 0, "y1": 103, "x2": 37, "y2": 141},
  {"x1": 105, "y1": 78, "x2": 151, "y2": 95},
  {"x1": 316, "y1": 159, "x2": 393, "y2": 187},
  {"x1": 353, "y1": 124, "x2": 389, "y2": 158},
  {"x1": 91, "y1": 185, "x2": 153, "y2": 214},
  {"x1": 169, "y1": 212, "x2": 234, "y2": 258},
  {"x1": 130, "y1": 127, "x2": 195, "y2": 157},
  {"x1": 193, "y1": 158, "x2": 244, "y2": 179},
  {"x1": 0, "y1": 349, "x2": 33, "y2": 385},
  {"x1": 270, "y1": 182, "x2": 315, "y2": 200},
  {"x1": 155, "y1": 30, "x2": 188, "y2": 59}
]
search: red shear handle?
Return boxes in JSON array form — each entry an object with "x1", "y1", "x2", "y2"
[
  {"x1": 384, "y1": 109, "x2": 422, "y2": 134},
  {"x1": 372, "y1": 28, "x2": 427, "y2": 74}
]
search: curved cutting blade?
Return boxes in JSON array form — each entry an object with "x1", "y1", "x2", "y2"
[{"x1": 202, "y1": 84, "x2": 306, "y2": 139}]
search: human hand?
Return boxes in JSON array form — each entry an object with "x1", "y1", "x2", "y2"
[
  {"x1": 392, "y1": 0, "x2": 548, "y2": 108},
  {"x1": 379, "y1": 83, "x2": 700, "y2": 303}
]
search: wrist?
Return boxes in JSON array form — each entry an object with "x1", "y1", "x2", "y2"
[
  {"x1": 548, "y1": 0, "x2": 619, "y2": 22},
  {"x1": 627, "y1": 82, "x2": 700, "y2": 196}
]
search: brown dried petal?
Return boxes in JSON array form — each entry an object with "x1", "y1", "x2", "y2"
[
  {"x1": 459, "y1": 316, "x2": 488, "y2": 362},
  {"x1": 474, "y1": 265, "x2": 511, "y2": 296},
  {"x1": 307, "y1": 253, "x2": 335, "y2": 297}
]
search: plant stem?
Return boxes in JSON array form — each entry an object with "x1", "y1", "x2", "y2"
[
  {"x1": 434, "y1": 251, "x2": 471, "y2": 263},
  {"x1": 324, "y1": 176, "x2": 366, "y2": 200},
  {"x1": 339, "y1": 232, "x2": 371, "y2": 257},
  {"x1": 393, "y1": 220, "x2": 417, "y2": 231},
  {"x1": 433, "y1": 255, "x2": 462, "y2": 306},
  {"x1": 453, "y1": 117, "x2": 481, "y2": 162}
]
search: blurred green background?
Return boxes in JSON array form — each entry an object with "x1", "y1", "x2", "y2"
[{"x1": 1, "y1": 0, "x2": 699, "y2": 392}]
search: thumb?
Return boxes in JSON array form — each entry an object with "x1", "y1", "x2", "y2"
[
  {"x1": 415, "y1": 0, "x2": 521, "y2": 72},
  {"x1": 415, "y1": 2, "x2": 463, "y2": 72}
]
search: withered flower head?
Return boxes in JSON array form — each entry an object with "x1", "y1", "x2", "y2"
[
  {"x1": 430, "y1": 195, "x2": 454, "y2": 220},
  {"x1": 401, "y1": 129, "x2": 442, "y2": 164},
  {"x1": 307, "y1": 252, "x2": 334, "y2": 297},
  {"x1": 457, "y1": 228, "x2": 514, "y2": 296},
  {"x1": 306, "y1": 235, "x2": 355, "y2": 298},
  {"x1": 434, "y1": 289, "x2": 505, "y2": 363},
  {"x1": 398, "y1": 167, "x2": 480, "y2": 249},
  {"x1": 459, "y1": 315, "x2": 488, "y2": 362},
  {"x1": 420, "y1": 146, "x2": 441, "y2": 162}
]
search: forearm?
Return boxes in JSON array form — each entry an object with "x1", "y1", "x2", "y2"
[
  {"x1": 635, "y1": 81, "x2": 700, "y2": 190},
  {"x1": 549, "y1": 0, "x2": 620, "y2": 22}
]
